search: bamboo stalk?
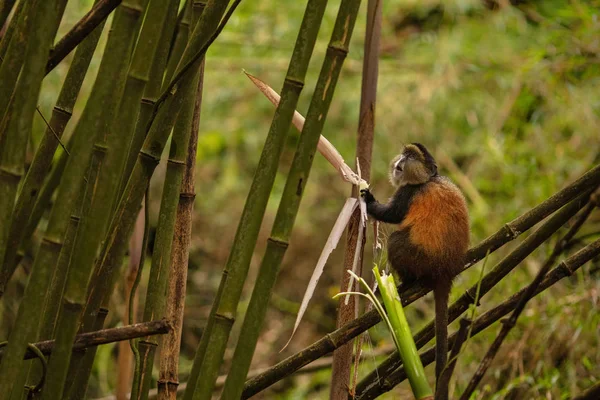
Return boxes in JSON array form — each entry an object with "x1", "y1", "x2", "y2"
[
  {"x1": 0, "y1": 0, "x2": 23, "y2": 63},
  {"x1": 157, "y1": 60, "x2": 204, "y2": 400},
  {"x1": 0, "y1": 0, "x2": 36, "y2": 123},
  {"x1": 218, "y1": 1, "x2": 363, "y2": 398},
  {"x1": 0, "y1": 0, "x2": 105, "y2": 295},
  {"x1": 46, "y1": 0, "x2": 122, "y2": 73},
  {"x1": 41, "y1": 0, "x2": 173, "y2": 398},
  {"x1": 72, "y1": 2, "x2": 233, "y2": 398},
  {"x1": 121, "y1": 0, "x2": 186, "y2": 194},
  {"x1": 162, "y1": 1, "x2": 192, "y2": 88},
  {"x1": 133, "y1": 16, "x2": 202, "y2": 400},
  {"x1": 356, "y1": 237, "x2": 600, "y2": 400},
  {"x1": 240, "y1": 167, "x2": 600, "y2": 397},
  {"x1": 0, "y1": 0, "x2": 64, "y2": 394},
  {"x1": 331, "y1": 1, "x2": 381, "y2": 396},
  {"x1": 182, "y1": 1, "x2": 332, "y2": 398}
]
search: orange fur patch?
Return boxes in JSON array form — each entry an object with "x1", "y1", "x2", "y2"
[{"x1": 399, "y1": 180, "x2": 469, "y2": 257}]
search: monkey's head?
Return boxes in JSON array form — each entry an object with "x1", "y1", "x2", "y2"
[{"x1": 389, "y1": 143, "x2": 438, "y2": 187}]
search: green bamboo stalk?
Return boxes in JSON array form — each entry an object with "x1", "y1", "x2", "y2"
[
  {"x1": 40, "y1": 1, "x2": 175, "y2": 398},
  {"x1": 0, "y1": 1, "x2": 143, "y2": 397},
  {"x1": 182, "y1": 3, "x2": 335, "y2": 399},
  {"x1": 204, "y1": 0, "x2": 363, "y2": 397},
  {"x1": 162, "y1": 1, "x2": 192, "y2": 88},
  {"x1": 68, "y1": 0, "x2": 232, "y2": 394},
  {"x1": 0, "y1": 0, "x2": 106, "y2": 295},
  {"x1": 157, "y1": 64, "x2": 204, "y2": 400},
  {"x1": 121, "y1": 0, "x2": 184, "y2": 196},
  {"x1": 0, "y1": 0, "x2": 36, "y2": 123},
  {"x1": 23, "y1": 167, "x2": 92, "y2": 398},
  {"x1": 374, "y1": 267, "x2": 433, "y2": 400},
  {"x1": 0, "y1": 0, "x2": 63, "y2": 395}
]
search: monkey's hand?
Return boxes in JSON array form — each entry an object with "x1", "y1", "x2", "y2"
[{"x1": 360, "y1": 188, "x2": 375, "y2": 204}]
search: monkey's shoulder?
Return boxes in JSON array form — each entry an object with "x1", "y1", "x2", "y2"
[{"x1": 407, "y1": 176, "x2": 468, "y2": 218}]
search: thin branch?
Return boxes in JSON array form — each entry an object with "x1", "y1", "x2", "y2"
[
  {"x1": 241, "y1": 166, "x2": 600, "y2": 398},
  {"x1": 0, "y1": 319, "x2": 172, "y2": 361},
  {"x1": 46, "y1": 0, "x2": 123, "y2": 73},
  {"x1": 459, "y1": 191, "x2": 599, "y2": 399}
]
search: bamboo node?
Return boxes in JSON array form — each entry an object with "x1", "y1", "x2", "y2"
[
  {"x1": 53, "y1": 105, "x2": 73, "y2": 117},
  {"x1": 267, "y1": 237, "x2": 289, "y2": 249},
  {"x1": 283, "y1": 77, "x2": 305, "y2": 90},
  {"x1": 0, "y1": 167, "x2": 22, "y2": 182},
  {"x1": 167, "y1": 158, "x2": 186, "y2": 166},
  {"x1": 558, "y1": 260, "x2": 576, "y2": 276},
  {"x1": 215, "y1": 312, "x2": 236, "y2": 326},
  {"x1": 63, "y1": 299, "x2": 84, "y2": 312},
  {"x1": 139, "y1": 150, "x2": 161, "y2": 164},
  {"x1": 326, "y1": 43, "x2": 349, "y2": 57},
  {"x1": 141, "y1": 97, "x2": 156, "y2": 106},
  {"x1": 504, "y1": 223, "x2": 520, "y2": 239},
  {"x1": 41, "y1": 237, "x2": 63, "y2": 250},
  {"x1": 121, "y1": 3, "x2": 144, "y2": 16}
]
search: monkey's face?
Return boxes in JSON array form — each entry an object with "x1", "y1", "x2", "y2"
[{"x1": 389, "y1": 143, "x2": 438, "y2": 187}]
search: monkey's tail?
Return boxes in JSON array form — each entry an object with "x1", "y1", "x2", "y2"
[{"x1": 433, "y1": 280, "x2": 451, "y2": 399}]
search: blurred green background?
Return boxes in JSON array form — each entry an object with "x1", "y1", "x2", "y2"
[{"x1": 16, "y1": 0, "x2": 600, "y2": 398}]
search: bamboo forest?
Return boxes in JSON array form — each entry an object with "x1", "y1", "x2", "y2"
[{"x1": 0, "y1": 0, "x2": 598, "y2": 399}]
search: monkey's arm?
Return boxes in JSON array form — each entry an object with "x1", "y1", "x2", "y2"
[{"x1": 360, "y1": 189, "x2": 406, "y2": 224}]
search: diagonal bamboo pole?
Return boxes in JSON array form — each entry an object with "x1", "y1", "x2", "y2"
[
  {"x1": 240, "y1": 165, "x2": 600, "y2": 397},
  {"x1": 220, "y1": 0, "x2": 365, "y2": 397},
  {"x1": 46, "y1": 0, "x2": 122, "y2": 73}
]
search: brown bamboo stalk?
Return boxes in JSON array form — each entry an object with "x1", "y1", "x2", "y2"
[
  {"x1": 330, "y1": 1, "x2": 381, "y2": 397},
  {"x1": 156, "y1": 60, "x2": 203, "y2": 400}
]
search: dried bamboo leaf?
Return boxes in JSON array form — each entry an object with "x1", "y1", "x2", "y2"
[
  {"x1": 244, "y1": 71, "x2": 367, "y2": 187},
  {"x1": 282, "y1": 198, "x2": 359, "y2": 350}
]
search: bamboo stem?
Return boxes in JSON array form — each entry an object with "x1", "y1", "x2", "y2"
[
  {"x1": 0, "y1": 0, "x2": 65, "y2": 395},
  {"x1": 0, "y1": 0, "x2": 106, "y2": 295},
  {"x1": 240, "y1": 168, "x2": 600, "y2": 397},
  {"x1": 73, "y1": 2, "x2": 233, "y2": 398},
  {"x1": 0, "y1": 0, "x2": 23, "y2": 64},
  {"x1": 157, "y1": 60, "x2": 204, "y2": 400},
  {"x1": 331, "y1": 1, "x2": 381, "y2": 396},
  {"x1": 219, "y1": 1, "x2": 363, "y2": 397}
]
